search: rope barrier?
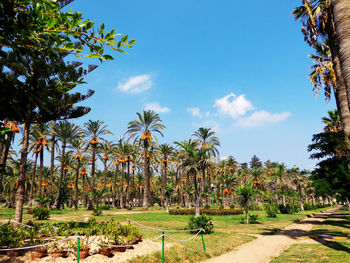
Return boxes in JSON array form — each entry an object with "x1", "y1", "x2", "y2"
[
  {"x1": 128, "y1": 219, "x2": 201, "y2": 232},
  {"x1": 0, "y1": 236, "x2": 75, "y2": 251},
  {"x1": 164, "y1": 229, "x2": 202, "y2": 242}
]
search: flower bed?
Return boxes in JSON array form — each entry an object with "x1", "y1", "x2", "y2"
[{"x1": 169, "y1": 208, "x2": 243, "y2": 215}]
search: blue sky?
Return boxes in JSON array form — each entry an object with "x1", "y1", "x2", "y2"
[{"x1": 62, "y1": 0, "x2": 335, "y2": 170}]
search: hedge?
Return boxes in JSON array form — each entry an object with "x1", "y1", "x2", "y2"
[{"x1": 169, "y1": 209, "x2": 243, "y2": 215}]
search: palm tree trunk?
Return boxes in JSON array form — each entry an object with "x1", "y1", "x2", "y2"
[
  {"x1": 120, "y1": 162, "x2": 124, "y2": 208},
  {"x1": 282, "y1": 193, "x2": 286, "y2": 206},
  {"x1": 82, "y1": 175, "x2": 87, "y2": 208},
  {"x1": 38, "y1": 147, "x2": 44, "y2": 196},
  {"x1": 0, "y1": 132, "x2": 14, "y2": 193},
  {"x1": 194, "y1": 172, "x2": 200, "y2": 217},
  {"x1": 14, "y1": 122, "x2": 30, "y2": 223},
  {"x1": 126, "y1": 161, "x2": 130, "y2": 207},
  {"x1": 28, "y1": 152, "x2": 39, "y2": 207},
  {"x1": 327, "y1": 29, "x2": 350, "y2": 165},
  {"x1": 53, "y1": 142, "x2": 66, "y2": 209},
  {"x1": 132, "y1": 169, "x2": 135, "y2": 202},
  {"x1": 332, "y1": 0, "x2": 350, "y2": 108},
  {"x1": 74, "y1": 159, "x2": 81, "y2": 210},
  {"x1": 48, "y1": 124, "x2": 56, "y2": 206},
  {"x1": 112, "y1": 163, "x2": 118, "y2": 208},
  {"x1": 88, "y1": 146, "x2": 96, "y2": 210},
  {"x1": 245, "y1": 209, "x2": 249, "y2": 224},
  {"x1": 143, "y1": 146, "x2": 150, "y2": 209},
  {"x1": 345, "y1": 196, "x2": 350, "y2": 211}
]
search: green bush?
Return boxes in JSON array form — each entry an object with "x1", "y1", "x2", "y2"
[
  {"x1": 204, "y1": 204, "x2": 210, "y2": 209},
  {"x1": 249, "y1": 213, "x2": 259, "y2": 224},
  {"x1": 265, "y1": 204, "x2": 278, "y2": 218},
  {"x1": 187, "y1": 215, "x2": 214, "y2": 234},
  {"x1": 304, "y1": 203, "x2": 316, "y2": 210},
  {"x1": 229, "y1": 204, "x2": 235, "y2": 209},
  {"x1": 93, "y1": 207, "x2": 102, "y2": 216},
  {"x1": 169, "y1": 209, "x2": 243, "y2": 215},
  {"x1": 98, "y1": 205, "x2": 111, "y2": 210},
  {"x1": 32, "y1": 206, "x2": 50, "y2": 220}
]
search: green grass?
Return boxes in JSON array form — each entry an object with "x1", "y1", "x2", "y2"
[
  {"x1": 0, "y1": 206, "x2": 333, "y2": 262},
  {"x1": 271, "y1": 208, "x2": 350, "y2": 263}
]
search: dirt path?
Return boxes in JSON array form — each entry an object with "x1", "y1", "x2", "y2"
[{"x1": 202, "y1": 206, "x2": 340, "y2": 263}]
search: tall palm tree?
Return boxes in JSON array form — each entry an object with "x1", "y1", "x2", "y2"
[
  {"x1": 32, "y1": 123, "x2": 50, "y2": 196},
  {"x1": 69, "y1": 138, "x2": 85, "y2": 209},
  {"x1": 126, "y1": 110, "x2": 165, "y2": 209},
  {"x1": 83, "y1": 120, "x2": 112, "y2": 209},
  {"x1": 292, "y1": 0, "x2": 350, "y2": 161},
  {"x1": 116, "y1": 140, "x2": 133, "y2": 207},
  {"x1": 192, "y1": 127, "x2": 220, "y2": 188},
  {"x1": 158, "y1": 143, "x2": 173, "y2": 207},
  {"x1": 53, "y1": 121, "x2": 82, "y2": 208},
  {"x1": 332, "y1": 0, "x2": 350, "y2": 107},
  {"x1": 175, "y1": 139, "x2": 214, "y2": 216}
]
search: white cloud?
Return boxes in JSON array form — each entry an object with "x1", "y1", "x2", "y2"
[
  {"x1": 145, "y1": 102, "x2": 170, "y2": 113},
  {"x1": 187, "y1": 107, "x2": 201, "y2": 117},
  {"x1": 214, "y1": 93, "x2": 253, "y2": 119},
  {"x1": 236, "y1": 111, "x2": 291, "y2": 127},
  {"x1": 117, "y1": 74, "x2": 152, "y2": 94}
]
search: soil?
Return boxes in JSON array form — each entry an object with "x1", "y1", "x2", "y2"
[{"x1": 0, "y1": 237, "x2": 172, "y2": 263}]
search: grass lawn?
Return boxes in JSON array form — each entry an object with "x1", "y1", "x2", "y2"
[
  {"x1": 271, "y1": 207, "x2": 350, "y2": 263},
  {"x1": 0, "y1": 206, "x2": 333, "y2": 263}
]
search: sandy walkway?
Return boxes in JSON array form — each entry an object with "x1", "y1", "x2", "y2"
[{"x1": 202, "y1": 206, "x2": 340, "y2": 263}]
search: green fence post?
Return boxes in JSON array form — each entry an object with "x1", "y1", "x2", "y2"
[
  {"x1": 77, "y1": 235, "x2": 80, "y2": 263},
  {"x1": 162, "y1": 232, "x2": 165, "y2": 263},
  {"x1": 201, "y1": 230, "x2": 206, "y2": 252}
]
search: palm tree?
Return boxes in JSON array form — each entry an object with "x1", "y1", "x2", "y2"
[
  {"x1": 193, "y1": 127, "x2": 220, "y2": 188},
  {"x1": 53, "y1": 121, "x2": 82, "y2": 209},
  {"x1": 32, "y1": 123, "x2": 50, "y2": 196},
  {"x1": 83, "y1": 120, "x2": 112, "y2": 209},
  {"x1": 126, "y1": 110, "x2": 165, "y2": 209},
  {"x1": 116, "y1": 140, "x2": 134, "y2": 207},
  {"x1": 175, "y1": 139, "x2": 214, "y2": 216},
  {"x1": 158, "y1": 143, "x2": 173, "y2": 207},
  {"x1": 69, "y1": 138, "x2": 85, "y2": 209},
  {"x1": 331, "y1": 0, "x2": 350, "y2": 108},
  {"x1": 292, "y1": 1, "x2": 350, "y2": 162},
  {"x1": 275, "y1": 164, "x2": 288, "y2": 206},
  {"x1": 321, "y1": 110, "x2": 342, "y2": 132}
]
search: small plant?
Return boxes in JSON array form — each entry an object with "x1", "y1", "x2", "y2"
[
  {"x1": 98, "y1": 205, "x2": 111, "y2": 210},
  {"x1": 33, "y1": 206, "x2": 50, "y2": 220},
  {"x1": 265, "y1": 204, "x2": 278, "y2": 218},
  {"x1": 219, "y1": 205, "x2": 224, "y2": 209},
  {"x1": 204, "y1": 204, "x2": 210, "y2": 209},
  {"x1": 229, "y1": 204, "x2": 235, "y2": 209},
  {"x1": 187, "y1": 215, "x2": 214, "y2": 234},
  {"x1": 249, "y1": 213, "x2": 259, "y2": 224},
  {"x1": 93, "y1": 207, "x2": 102, "y2": 216}
]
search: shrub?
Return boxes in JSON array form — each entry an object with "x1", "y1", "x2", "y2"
[
  {"x1": 32, "y1": 206, "x2": 50, "y2": 220},
  {"x1": 187, "y1": 215, "x2": 214, "y2": 234},
  {"x1": 219, "y1": 205, "x2": 224, "y2": 209},
  {"x1": 279, "y1": 204, "x2": 292, "y2": 214},
  {"x1": 169, "y1": 209, "x2": 243, "y2": 215},
  {"x1": 265, "y1": 205, "x2": 278, "y2": 218},
  {"x1": 204, "y1": 204, "x2": 210, "y2": 209},
  {"x1": 98, "y1": 205, "x2": 111, "y2": 210},
  {"x1": 303, "y1": 203, "x2": 316, "y2": 210},
  {"x1": 229, "y1": 204, "x2": 235, "y2": 209},
  {"x1": 249, "y1": 213, "x2": 259, "y2": 224},
  {"x1": 93, "y1": 207, "x2": 102, "y2": 216}
]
